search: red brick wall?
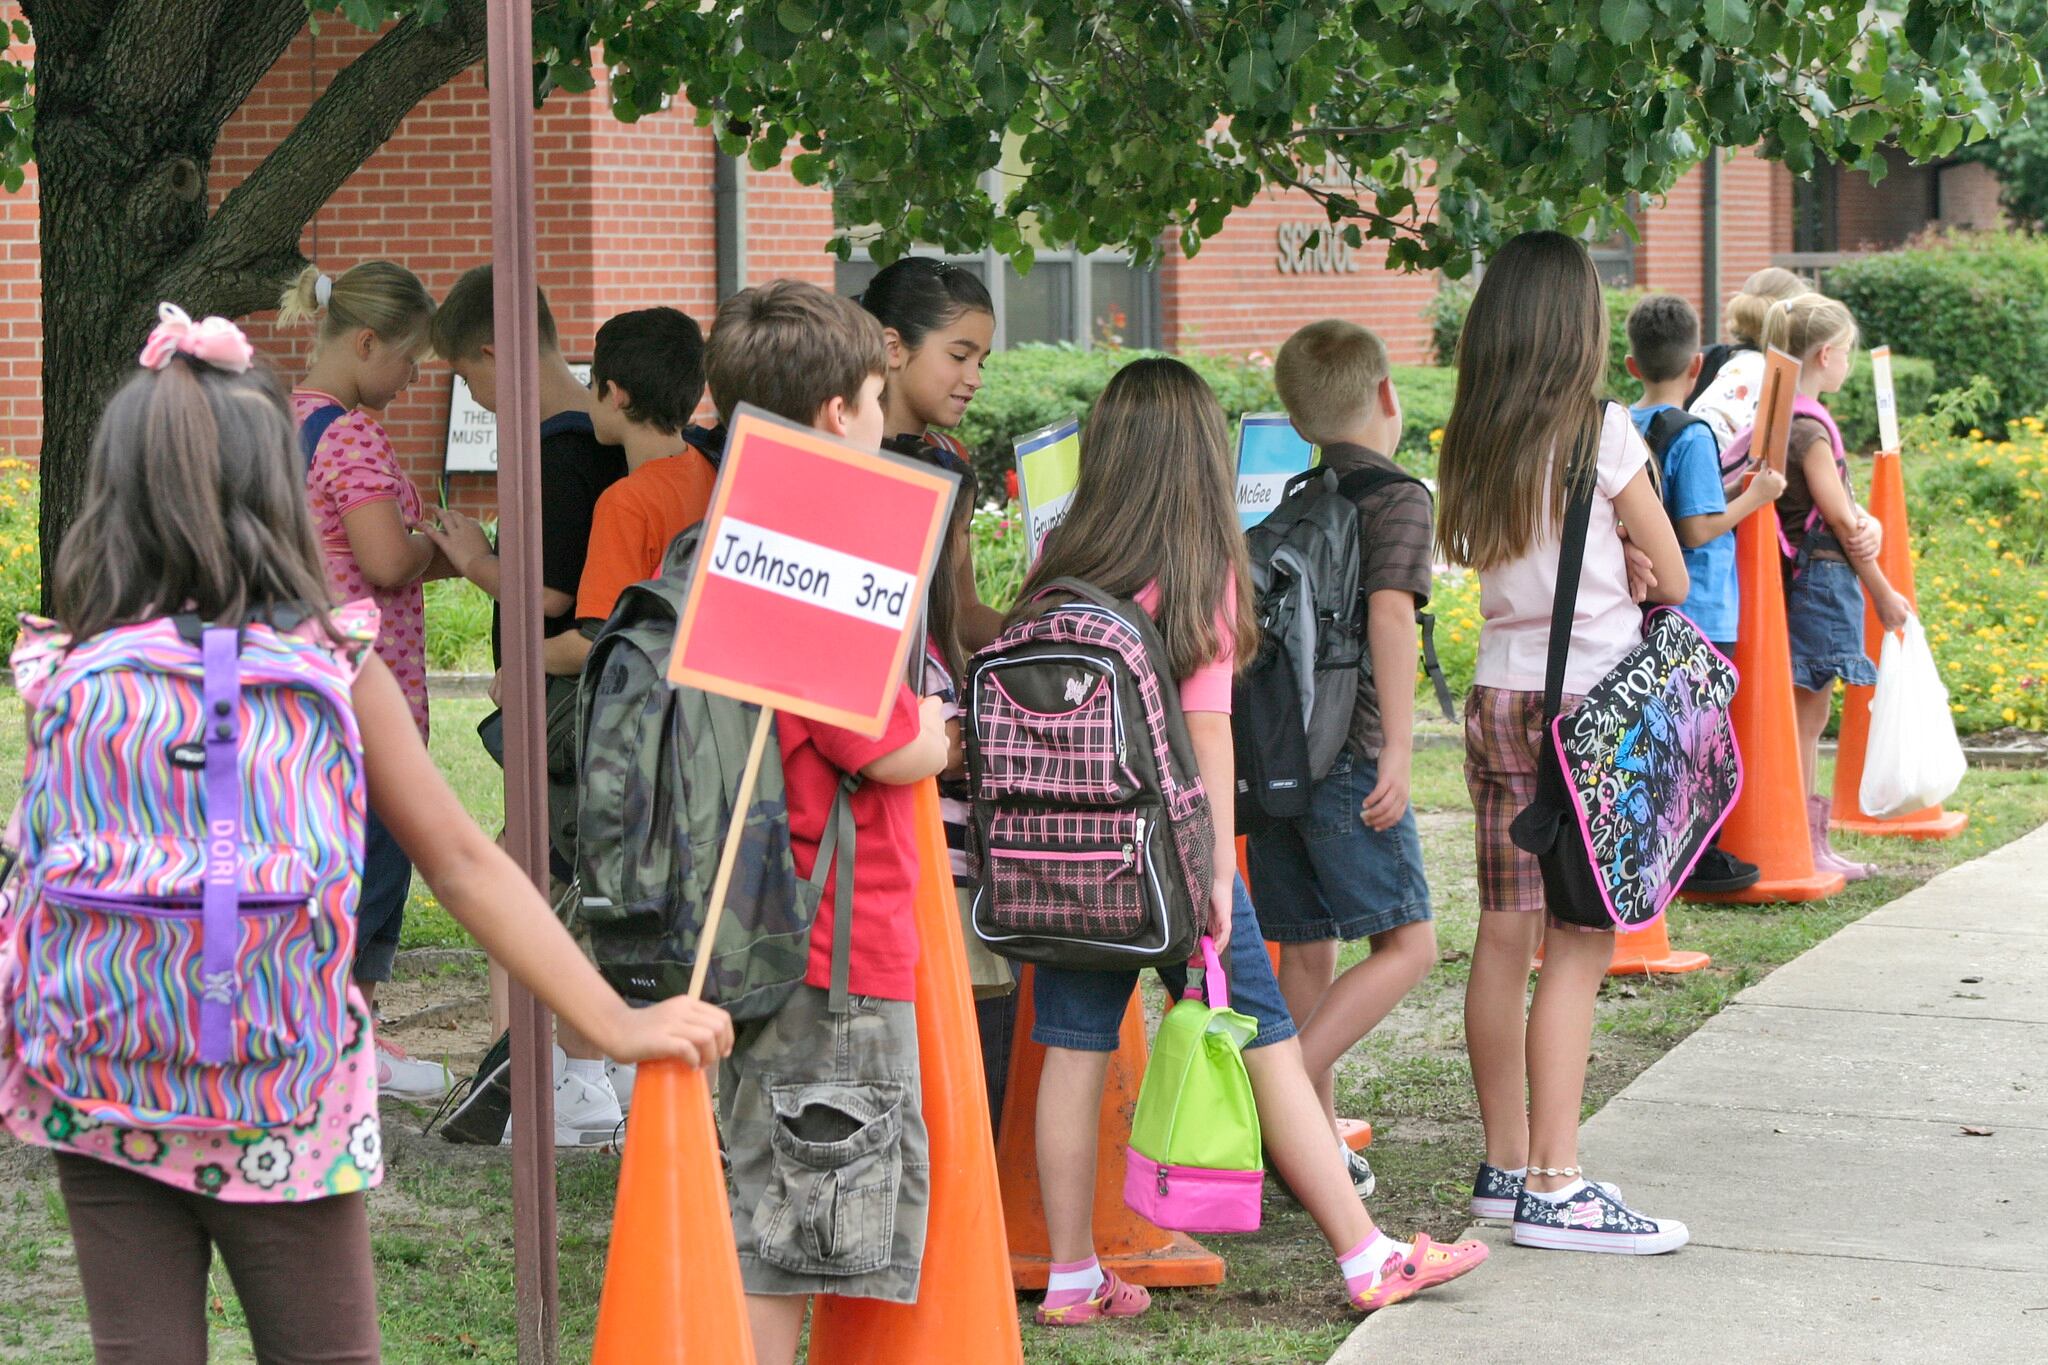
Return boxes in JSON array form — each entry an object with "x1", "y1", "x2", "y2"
[
  {"x1": 0, "y1": 26, "x2": 38, "y2": 458},
  {"x1": 1835, "y1": 148, "x2": 1939, "y2": 251},
  {"x1": 1159, "y1": 182, "x2": 1442, "y2": 364},
  {"x1": 1712, "y1": 148, "x2": 1796, "y2": 338}
]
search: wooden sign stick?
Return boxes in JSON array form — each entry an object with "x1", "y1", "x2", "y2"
[{"x1": 689, "y1": 704, "x2": 777, "y2": 1002}]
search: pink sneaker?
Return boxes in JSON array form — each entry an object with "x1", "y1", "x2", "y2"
[
  {"x1": 1034, "y1": 1268, "x2": 1151, "y2": 1326},
  {"x1": 1349, "y1": 1233, "x2": 1490, "y2": 1313}
]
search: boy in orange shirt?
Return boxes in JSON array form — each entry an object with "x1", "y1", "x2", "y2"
[{"x1": 544, "y1": 306, "x2": 712, "y2": 675}]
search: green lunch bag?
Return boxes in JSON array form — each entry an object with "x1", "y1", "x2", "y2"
[{"x1": 1123, "y1": 936, "x2": 1264, "y2": 1233}]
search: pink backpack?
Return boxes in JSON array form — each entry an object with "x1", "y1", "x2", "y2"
[{"x1": 2, "y1": 614, "x2": 363, "y2": 1130}]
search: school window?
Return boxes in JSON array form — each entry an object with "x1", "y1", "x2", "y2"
[{"x1": 835, "y1": 249, "x2": 1161, "y2": 350}]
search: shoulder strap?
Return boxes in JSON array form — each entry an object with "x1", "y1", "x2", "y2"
[
  {"x1": 1645, "y1": 407, "x2": 1707, "y2": 464},
  {"x1": 1540, "y1": 416, "x2": 1606, "y2": 722},
  {"x1": 818, "y1": 773, "x2": 861, "y2": 1015},
  {"x1": 1333, "y1": 464, "x2": 1424, "y2": 503},
  {"x1": 1032, "y1": 576, "x2": 1126, "y2": 616},
  {"x1": 199, "y1": 626, "x2": 243, "y2": 1066},
  {"x1": 299, "y1": 404, "x2": 346, "y2": 471}
]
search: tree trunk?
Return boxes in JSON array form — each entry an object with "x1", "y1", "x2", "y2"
[{"x1": 21, "y1": 0, "x2": 492, "y2": 608}]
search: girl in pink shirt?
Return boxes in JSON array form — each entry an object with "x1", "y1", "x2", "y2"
[
  {"x1": 278, "y1": 261, "x2": 452, "y2": 1101},
  {"x1": 1437, "y1": 231, "x2": 1693, "y2": 1254},
  {"x1": 1016, "y1": 359, "x2": 1485, "y2": 1326}
]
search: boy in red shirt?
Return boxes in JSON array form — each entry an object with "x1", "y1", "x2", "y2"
[{"x1": 705, "y1": 280, "x2": 948, "y2": 1365}]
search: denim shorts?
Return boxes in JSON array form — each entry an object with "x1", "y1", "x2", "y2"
[
  {"x1": 1787, "y1": 556, "x2": 1878, "y2": 692},
  {"x1": 1246, "y1": 750, "x2": 1433, "y2": 943},
  {"x1": 352, "y1": 809, "x2": 412, "y2": 985},
  {"x1": 1030, "y1": 878, "x2": 1297, "y2": 1052}
]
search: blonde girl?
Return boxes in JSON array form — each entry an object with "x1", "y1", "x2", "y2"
[
  {"x1": 1440, "y1": 230, "x2": 1694, "y2": 1254},
  {"x1": 1687, "y1": 266, "x2": 1813, "y2": 454},
  {"x1": 278, "y1": 261, "x2": 451, "y2": 1099},
  {"x1": 1023, "y1": 359, "x2": 1486, "y2": 1325},
  {"x1": 1767, "y1": 294, "x2": 1911, "y2": 881}
]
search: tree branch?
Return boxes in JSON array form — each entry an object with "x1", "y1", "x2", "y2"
[
  {"x1": 17, "y1": 0, "x2": 121, "y2": 62},
  {"x1": 94, "y1": 0, "x2": 232, "y2": 118},
  {"x1": 157, "y1": 0, "x2": 495, "y2": 314},
  {"x1": 190, "y1": 0, "x2": 322, "y2": 141}
]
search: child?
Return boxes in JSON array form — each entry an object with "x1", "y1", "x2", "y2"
[
  {"x1": 1439, "y1": 231, "x2": 1694, "y2": 1253},
  {"x1": 279, "y1": 261, "x2": 452, "y2": 1101},
  {"x1": 1686, "y1": 266, "x2": 1812, "y2": 454},
  {"x1": 1022, "y1": 357, "x2": 1486, "y2": 1325},
  {"x1": 423, "y1": 265, "x2": 633, "y2": 1146},
  {"x1": 702, "y1": 280, "x2": 951, "y2": 1365},
  {"x1": 857, "y1": 257, "x2": 1006, "y2": 650},
  {"x1": 1625, "y1": 294, "x2": 1787, "y2": 895},
  {"x1": 542, "y1": 306, "x2": 711, "y2": 678},
  {"x1": 1250, "y1": 320, "x2": 1437, "y2": 1198},
  {"x1": 1, "y1": 310, "x2": 733, "y2": 1362},
  {"x1": 1766, "y1": 294, "x2": 1912, "y2": 881},
  {"x1": 856, "y1": 256, "x2": 1017, "y2": 1117}
]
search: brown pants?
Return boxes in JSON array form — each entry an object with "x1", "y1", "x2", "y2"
[{"x1": 55, "y1": 1153, "x2": 381, "y2": 1364}]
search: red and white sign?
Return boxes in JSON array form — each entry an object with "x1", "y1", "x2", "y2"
[{"x1": 667, "y1": 404, "x2": 958, "y2": 737}]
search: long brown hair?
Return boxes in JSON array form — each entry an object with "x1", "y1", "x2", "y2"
[
  {"x1": 1436, "y1": 231, "x2": 1608, "y2": 571},
  {"x1": 1013, "y1": 358, "x2": 1256, "y2": 681},
  {"x1": 55, "y1": 357, "x2": 337, "y2": 643}
]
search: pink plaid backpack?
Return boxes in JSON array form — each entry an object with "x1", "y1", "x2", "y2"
[
  {"x1": 965, "y1": 579, "x2": 1213, "y2": 969},
  {"x1": 1, "y1": 614, "x2": 363, "y2": 1130}
]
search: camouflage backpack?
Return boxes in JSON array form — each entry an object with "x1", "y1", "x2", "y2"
[{"x1": 575, "y1": 525, "x2": 856, "y2": 1019}]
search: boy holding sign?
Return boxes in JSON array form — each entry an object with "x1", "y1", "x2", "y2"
[
  {"x1": 699, "y1": 281, "x2": 951, "y2": 1365},
  {"x1": 1250, "y1": 320, "x2": 1437, "y2": 1196}
]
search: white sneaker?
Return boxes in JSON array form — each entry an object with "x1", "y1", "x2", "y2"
[
  {"x1": 374, "y1": 1036, "x2": 453, "y2": 1102},
  {"x1": 502, "y1": 1049, "x2": 625, "y2": 1149},
  {"x1": 606, "y1": 1060, "x2": 636, "y2": 1113}
]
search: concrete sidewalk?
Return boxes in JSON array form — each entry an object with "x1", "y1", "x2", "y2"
[{"x1": 1334, "y1": 825, "x2": 2048, "y2": 1364}]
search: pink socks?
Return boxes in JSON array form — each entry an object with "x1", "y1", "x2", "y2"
[{"x1": 1042, "y1": 1256, "x2": 1106, "y2": 1311}]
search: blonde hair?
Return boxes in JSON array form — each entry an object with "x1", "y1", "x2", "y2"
[
  {"x1": 1723, "y1": 267, "x2": 1811, "y2": 348},
  {"x1": 277, "y1": 261, "x2": 435, "y2": 354},
  {"x1": 1760, "y1": 293, "x2": 1857, "y2": 361},
  {"x1": 1274, "y1": 320, "x2": 1390, "y2": 445},
  {"x1": 1437, "y1": 230, "x2": 1608, "y2": 572}
]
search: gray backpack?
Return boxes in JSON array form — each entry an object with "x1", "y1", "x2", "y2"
[
  {"x1": 575, "y1": 526, "x2": 856, "y2": 1019},
  {"x1": 1236, "y1": 466, "x2": 1454, "y2": 827}
]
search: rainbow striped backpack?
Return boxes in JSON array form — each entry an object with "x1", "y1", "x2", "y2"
[{"x1": 2, "y1": 614, "x2": 363, "y2": 1131}]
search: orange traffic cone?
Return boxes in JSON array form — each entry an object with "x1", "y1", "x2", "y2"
[
  {"x1": 1235, "y1": 838, "x2": 1374, "y2": 1150},
  {"x1": 592, "y1": 1060, "x2": 755, "y2": 1364},
  {"x1": 1830, "y1": 450, "x2": 1968, "y2": 839},
  {"x1": 1605, "y1": 917, "x2": 1710, "y2": 975},
  {"x1": 1687, "y1": 502, "x2": 1847, "y2": 904},
  {"x1": 997, "y1": 965, "x2": 1226, "y2": 1290},
  {"x1": 810, "y1": 780, "x2": 1022, "y2": 1363}
]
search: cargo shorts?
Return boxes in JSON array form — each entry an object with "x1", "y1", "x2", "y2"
[{"x1": 718, "y1": 984, "x2": 930, "y2": 1302}]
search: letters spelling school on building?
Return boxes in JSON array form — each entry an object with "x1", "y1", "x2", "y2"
[{"x1": 0, "y1": 26, "x2": 2005, "y2": 500}]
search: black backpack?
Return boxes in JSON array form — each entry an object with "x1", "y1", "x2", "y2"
[
  {"x1": 1234, "y1": 465, "x2": 1455, "y2": 831},
  {"x1": 1684, "y1": 342, "x2": 1749, "y2": 408}
]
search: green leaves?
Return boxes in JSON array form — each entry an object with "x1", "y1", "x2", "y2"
[
  {"x1": 1701, "y1": 0, "x2": 1752, "y2": 45},
  {"x1": 1599, "y1": 0, "x2": 1653, "y2": 44}
]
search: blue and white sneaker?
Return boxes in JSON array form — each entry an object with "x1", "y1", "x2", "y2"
[
  {"x1": 1470, "y1": 1163, "x2": 1626, "y2": 1220},
  {"x1": 1511, "y1": 1180, "x2": 1689, "y2": 1255}
]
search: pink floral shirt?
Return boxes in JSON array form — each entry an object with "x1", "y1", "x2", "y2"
[
  {"x1": 293, "y1": 389, "x2": 430, "y2": 738},
  {"x1": 0, "y1": 606, "x2": 386, "y2": 1203}
]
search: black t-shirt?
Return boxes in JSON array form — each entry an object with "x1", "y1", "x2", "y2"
[{"x1": 490, "y1": 410, "x2": 628, "y2": 666}]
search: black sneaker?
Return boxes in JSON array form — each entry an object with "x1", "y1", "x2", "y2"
[
  {"x1": 1470, "y1": 1163, "x2": 1626, "y2": 1221},
  {"x1": 1345, "y1": 1147, "x2": 1377, "y2": 1198},
  {"x1": 435, "y1": 1029, "x2": 512, "y2": 1145},
  {"x1": 1683, "y1": 846, "x2": 1761, "y2": 894},
  {"x1": 1512, "y1": 1181, "x2": 1688, "y2": 1255}
]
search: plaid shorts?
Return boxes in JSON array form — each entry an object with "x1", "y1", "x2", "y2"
[{"x1": 1462, "y1": 686, "x2": 1604, "y2": 933}]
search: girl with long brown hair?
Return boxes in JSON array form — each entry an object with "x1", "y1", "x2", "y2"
[
  {"x1": 1441, "y1": 230, "x2": 1693, "y2": 1253},
  {"x1": 1021, "y1": 358, "x2": 1486, "y2": 1325}
]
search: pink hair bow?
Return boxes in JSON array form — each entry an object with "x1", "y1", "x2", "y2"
[{"x1": 139, "y1": 302, "x2": 254, "y2": 374}]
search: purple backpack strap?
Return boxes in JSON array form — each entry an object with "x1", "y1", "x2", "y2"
[{"x1": 199, "y1": 626, "x2": 242, "y2": 1065}]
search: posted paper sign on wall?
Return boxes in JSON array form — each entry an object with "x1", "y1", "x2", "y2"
[
  {"x1": 444, "y1": 363, "x2": 593, "y2": 474},
  {"x1": 1236, "y1": 413, "x2": 1317, "y2": 530},
  {"x1": 1871, "y1": 346, "x2": 1900, "y2": 453},
  {"x1": 1014, "y1": 417, "x2": 1081, "y2": 556},
  {"x1": 667, "y1": 405, "x2": 958, "y2": 737}
]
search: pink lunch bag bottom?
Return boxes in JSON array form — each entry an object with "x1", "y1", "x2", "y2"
[{"x1": 1123, "y1": 1147, "x2": 1264, "y2": 1234}]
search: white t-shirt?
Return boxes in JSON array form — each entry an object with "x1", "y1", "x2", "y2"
[
  {"x1": 1687, "y1": 348, "x2": 1766, "y2": 454},
  {"x1": 1474, "y1": 402, "x2": 1651, "y2": 694}
]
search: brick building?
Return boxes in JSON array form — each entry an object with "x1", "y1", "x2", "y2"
[{"x1": 0, "y1": 29, "x2": 2004, "y2": 499}]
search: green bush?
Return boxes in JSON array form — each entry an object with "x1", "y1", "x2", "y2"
[
  {"x1": 1835, "y1": 351, "x2": 1938, "y2": 454},
  {"x1": 1426, "y1": 281, "x2": 1474, "y2": 366},
  {"x1": 422, "y1": 578, "x2": 496, "y2": 674},
  {"x1": 0, "y1": 459, "x2": 38, "y2": 657},
  {"x1": 1828, "y1": 229, "x2": 2048, "y2": 438}
]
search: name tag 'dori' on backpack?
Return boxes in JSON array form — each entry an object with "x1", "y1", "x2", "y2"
[{"x1": 965, "y1": 579, "x2": 1213, "y2": 970}]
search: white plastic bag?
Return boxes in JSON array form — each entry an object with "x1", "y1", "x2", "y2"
[{"x1": 1859, "y1": 616, "x2": 1967, "y2": 819}]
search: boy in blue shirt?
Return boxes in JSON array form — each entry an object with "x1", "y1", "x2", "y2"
[{"x1": 1625, "y1": 294, "x2": 1786, "y2": 895}]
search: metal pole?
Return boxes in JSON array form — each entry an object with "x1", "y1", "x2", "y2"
[
  {"x1": 484, "y1": 2, "x2": 559, "y2": 1360},
  {"x1": 1702, "y1": 152, "x2": 1722, "y2": 341}
]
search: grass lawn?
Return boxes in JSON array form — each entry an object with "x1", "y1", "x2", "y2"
[{"x1": 1, "y1": 696, "x2": 2045, "y2": 1363}]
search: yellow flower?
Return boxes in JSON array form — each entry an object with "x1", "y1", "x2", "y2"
[
  {"x1": 2004, "y1": 707, "x2": 2018, "y2": 722},
  {"x1": 1970, "y1": 428, "x2": 1985, "y2": 439},
  {"x1": 1429, "y1": 428, "x2": 1444, "y2": 444}
]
